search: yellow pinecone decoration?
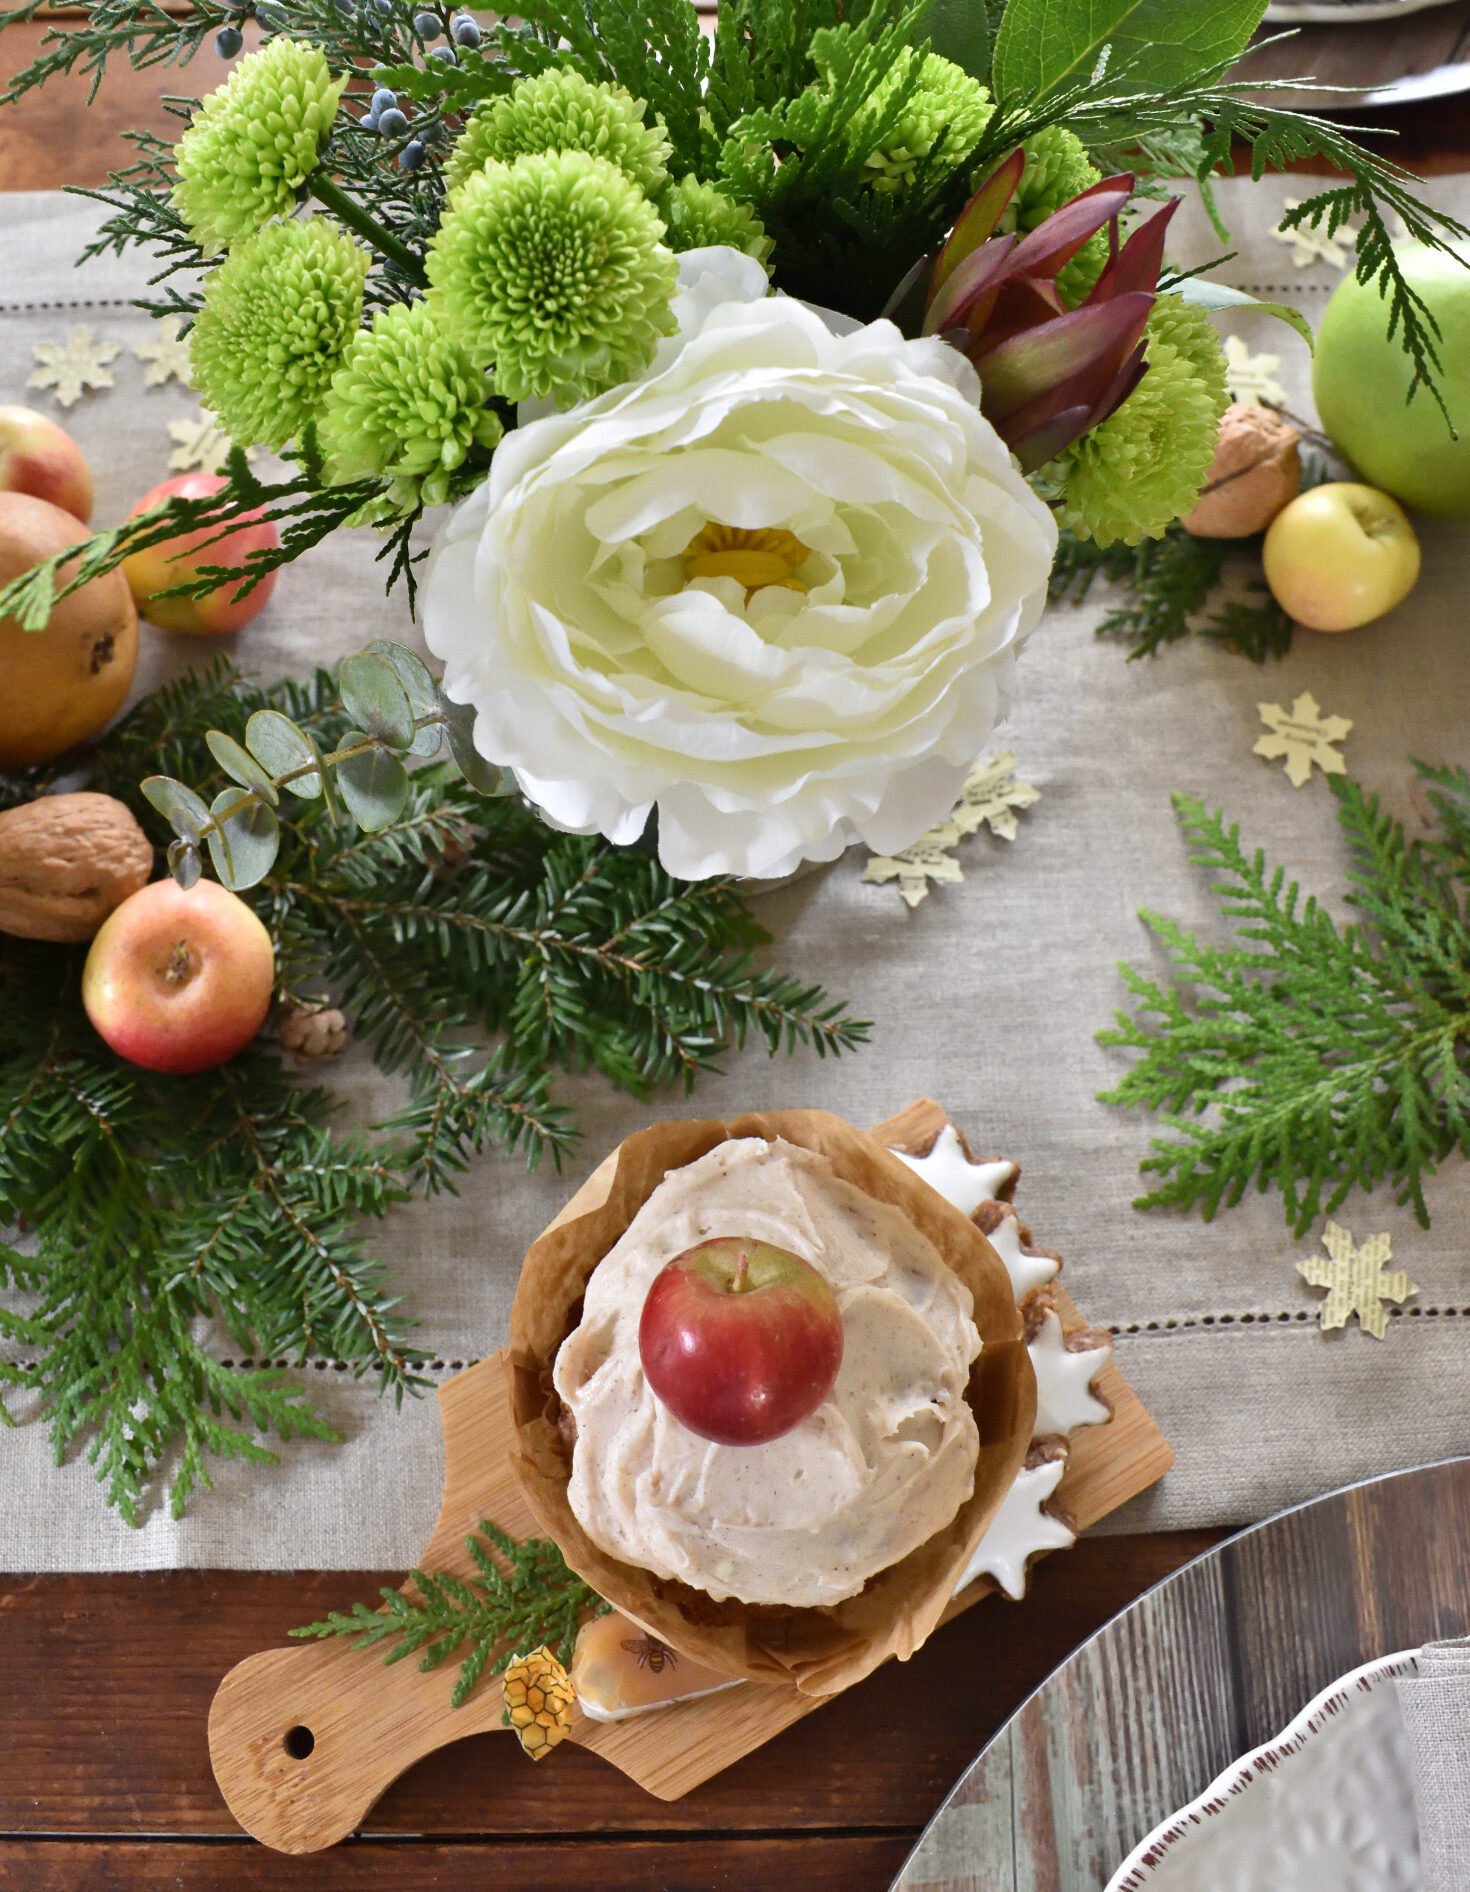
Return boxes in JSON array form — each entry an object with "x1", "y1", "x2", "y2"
[{"x1": 501, "y1": 1645, "x2": 574, "y2": 1761}]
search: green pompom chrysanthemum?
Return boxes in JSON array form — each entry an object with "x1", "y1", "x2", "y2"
[
  {"x1": 658, "y1": 175, "x2": 772, "y2": 264},
  {"x1": 859, "y1": 52, "x2": 993, "y2": 194},
  {"x1": 1005, "y1": 127, "x2": 1106, "y2": 307},
  {"x1": 427, "y1": 149, "x2": 678, "y2": 407},
  {"x1": 1050, "y1": 295, "x2": 1230, "y2": 548},
  {"x1": 173, "y1": 40, "x2": 346, "y2": 255},
  {"x1": 318, "y1": 301, "x2": 504, "y2": 508},
  {"x1": 445, "y1": 67, "x2": 670, "y2": 199},
  {"x1": 190, "y1": 219, "x2": 368, "y2": 450}
]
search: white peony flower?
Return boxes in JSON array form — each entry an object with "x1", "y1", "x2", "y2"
[{"x1": 423, "y1": 247, "x2": 1058, "y2": 880}]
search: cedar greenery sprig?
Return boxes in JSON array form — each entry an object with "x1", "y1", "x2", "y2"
[
  {"x1": 1099, "y1": 767, "x2": 1470, "y2": 1235},
  {"x1": 0, "y1": 659, "x2": 865, "y2": 1520},
  {"x1": 290, "y1": 1521, "x2": 607, "y2": 1707}
]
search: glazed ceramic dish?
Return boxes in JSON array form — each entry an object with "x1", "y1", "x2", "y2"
[
  {"x1": 1265, "y1": 0, "x2": 1454, "y2": 20},
  {"x1": 1105, "y1": 1652, "x2": 1423, "y2": 1892}
]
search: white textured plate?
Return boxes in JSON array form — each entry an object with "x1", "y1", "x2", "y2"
[
  {"x1": 1105, "y1": 1652, "x2": 1423, "y2": 1892},
  {"x1": 1265, "y1": 0, "x2": 1454, "y2": 20}
]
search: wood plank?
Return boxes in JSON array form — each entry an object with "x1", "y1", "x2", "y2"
[
  {"x1": 0, "y1": 1834, "x2": 917, "y2": 1892},
  {"x1": 0, "y1": 1543, "x2": 1222, "y2": 1836}
]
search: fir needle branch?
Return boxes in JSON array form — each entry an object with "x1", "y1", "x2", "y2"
[{"x1": 290, "y1": 1520, "x2": 609, "y2": 1708}]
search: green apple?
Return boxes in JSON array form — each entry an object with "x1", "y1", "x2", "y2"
[
  {"x1": 1314, "y1": 242, "x2": 1470, "y2": 518},
  {"x1": 1262, "y1": 482, "x2": 1420, "y2": 633}
]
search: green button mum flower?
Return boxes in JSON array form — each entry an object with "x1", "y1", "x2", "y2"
[
  {"x1": 318, "y1": 300, "x2": 504, "y2": 509},
  {"x1": 1050, "y1": 295, "x2": 1230, "y2": 548},
  {"x1": 658, "y1": 175, "x2": 772, "y2": 265},
  {"x1": 173, "y1": 39, "x2": 347, "y2": 255},
  {"x1": 857, "y1": 51, "x2": 993, "y2": 194},
  {"x1": 445, "y1": 67, "x2": 670, "y2": 199},
  {"x1": 427, "y1": 149, "x2": 678, "y2": 408},
  {"x1": 190, "y1": 218, "x2": 369, "y2": 451}
]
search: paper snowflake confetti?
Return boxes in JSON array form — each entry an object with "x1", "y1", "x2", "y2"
[
  {"x1": 1272, "y1": 198, "x2": 1357, "y2": 270},
  {"x1": 1223, "y1": 333, "x2": 1289, "y2": 408},
  {"x1": 167, "y1": 408, "x2": 250, "y2": 475},
  {"x1": 1254, "y1": 693, "x2": 1353, "y2": 788},
  {"x1": 1298, "y1": 1221, "x2": 1417, "y2": 1339},
  {"x1": 27, "y1": 327, "x2": 121, "y2": 407},
  {"x1": 864, "y1": 752, "x2": 1040, "y2": 906},
  {"x1": 134, "y1": 315, "x2": 192, "y2": 388}
]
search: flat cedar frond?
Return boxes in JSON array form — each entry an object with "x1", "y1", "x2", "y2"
[
  {"x1": 1050, "y1": 525, "x2": 1293, "y2": 663},
  {"x1": 1100, "y1": 774, "x2": 1470, "y2": 1234},
  {"x1": 290, "y1": 1521, "x2": 608, "y2": 1707}
]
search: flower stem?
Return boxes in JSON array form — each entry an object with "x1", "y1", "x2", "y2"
[{"x1": 309, "y1": 174, "x2": 428, "y2": 286}]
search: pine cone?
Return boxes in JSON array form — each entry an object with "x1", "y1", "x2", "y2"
[
  {"x1": 501, "y1": 1645, "x2": 574, "y2": 1760},
  {"x1": 279, "y1": 1001, "x2": 350, "y2": 1060}
]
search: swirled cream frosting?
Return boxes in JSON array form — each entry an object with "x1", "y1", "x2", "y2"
[{"x1": 552, "y1": 1137, "x2": 982, "y2": 1608}]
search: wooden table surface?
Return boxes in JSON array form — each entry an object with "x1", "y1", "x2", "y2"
[{"x1": 0, "y1": 20, "x2": 1462, "y2": 1892}]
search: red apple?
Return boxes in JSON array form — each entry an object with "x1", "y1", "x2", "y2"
[
  {"x1": 121, "y1": 472, "x2": 279, "y2": 634},
  {"x1": 638, "y1": 1237, "x2": 844, "y2": 1446},
  {"x1": 0, "y1": 405, "x2": 93, "y2": 523},
  {"x1": 81, "y1": 877, "x2": 274, "y2": 1075}
]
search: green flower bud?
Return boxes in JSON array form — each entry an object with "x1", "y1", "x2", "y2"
[
  {"x1": 190, "y1": 218, "x2": 369, "y2": 450},
  {"x1": 173, "y1": 39, "x2": 347, "y2": 255},
  {"x1": 445, "y1": 66, "x2": 670, "y2": 199},
  {"x1": 427, "y1": 149, "x2": 678, "y2": 407},
  {"x1": 1050, "y1": 295, "x2": 1230, "y2": 548},
  {"x1": 658, "y1": 175, "x2": 772, "y2": 265},
  {"x1": 318, "y1": 300, "x2": 503, "y2": 508}
]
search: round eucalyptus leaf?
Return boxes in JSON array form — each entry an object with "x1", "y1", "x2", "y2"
[
  {"x1": 367, "y1": 640, "x2": 443, "y2": 758},
  {"x1": 166, "y1": 838, "x2": 202, "y2": 889},
  {"x1": 207, "y1": 729, "x2": 279, "y2": 805},
  {"x1": 142, "y1": 775, "x2": 212, "y2": 846},
  {"x1": 205, "y1": 787, "x2": 280, "y2": 890},
  {"x1": 441, "y1": 700, "x2": 518, "y2": 797},
  {"x1": 335, "y1": 737, "x2": 411, "y2": 833},
  {"x1": 339, "y1": 653, "x2": 415, "y2": 751},
  {"x1": 245, "y1": 709, "x2": 324, "y2": 798}
]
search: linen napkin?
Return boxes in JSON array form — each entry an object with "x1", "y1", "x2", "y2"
[{"x1": 1396, "y1": 1638, "x2": 1470, "y2": 1892}]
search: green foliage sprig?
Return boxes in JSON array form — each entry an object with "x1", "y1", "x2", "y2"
[
  {"x1": 1099, "y1": 767, "x2": 1470, "y2": 1234},
  {"x1": 0, "y1": 660, "x2": 865, "y2": 1521},
  {"x1": 290, "y1": 1521, "x2": 606, "y2": 1707},
  {"x1": 1049, "y1": 522, "x2": 1294, "y2": 663}
]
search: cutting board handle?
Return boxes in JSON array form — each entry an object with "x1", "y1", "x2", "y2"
[{"x1": 209, "y1": 1633, "x2": 506, "y2": 1853}]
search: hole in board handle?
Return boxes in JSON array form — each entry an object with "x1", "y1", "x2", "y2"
[{"x1": 283, "y1": 1724, "x2": 316, "y2": 1760}]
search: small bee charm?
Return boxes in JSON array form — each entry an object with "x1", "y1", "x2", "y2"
[{"x1": 621, "y1": 1633, "x2": 678, "y2": 1674}]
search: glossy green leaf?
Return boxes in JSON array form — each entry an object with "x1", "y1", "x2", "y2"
[
  {"x1": 1172, "y1": 276, "x2": 1315, "y2": 351},
  {"x1": 339, "y1": 653, "x2": 415, "y2": 751},
  {"x1": 441, "y1": 696, "x2": 518, "y2": 797},
  {"x1": 367, "y1": 640, "x2": 444, "y2": 758},
  {"x1": 206, "y1": 788, "x2": 280, "y2": 890},
  {"x1": 918, "y1": 0, "x2": 991, "y2": 80},
  {"x1": 245, "y1": 709, "x2": 324, "y2": 799},
  {"x1": 142, "y1": 776, "x2": 212, "y2": 847},
  {"x1": 992, "y1": 0, "x2": 1267, "y2": 102},
  {"x1": 335, "y1": 736, "x2": 411, "y2": 832},
  {"x1": 207, "y1": 729, "x2": 279, "y2": 804}
]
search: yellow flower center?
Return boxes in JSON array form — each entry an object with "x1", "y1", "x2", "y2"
[{"x1": 682, "y1": 523, "x2": 810, "y2": 601}]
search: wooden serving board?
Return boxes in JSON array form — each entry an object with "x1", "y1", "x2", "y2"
[{"x1": 209, "y1": 1101, "x2": 1173, "y2": 1854}]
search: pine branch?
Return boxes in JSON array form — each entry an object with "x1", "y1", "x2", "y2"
[
  {"x1": 1099, "y1": 774, "x2": 1470, "y2": 1234},
  {"x1": 290, "y1": 1521, "x2": 608, "y2": 1708}
]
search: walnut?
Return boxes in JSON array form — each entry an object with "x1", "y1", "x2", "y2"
[
  {"x1": 278, "y1": 999, "x2": 350, "y2": 1060},
  {"x1": 1181, "y1": 403, "x2": 1302, "y2": 539},
  {"x1": 0, "y1": 792, "x2": 152, "y2": 941}
]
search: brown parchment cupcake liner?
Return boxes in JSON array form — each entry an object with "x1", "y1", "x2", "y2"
[{"x1": 505, "y1": 1108, "x2": 1036, "y2": 1699}]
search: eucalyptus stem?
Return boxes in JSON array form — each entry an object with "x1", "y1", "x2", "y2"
[{"x1": 309, "y1": 172, "x2": 428, "y2": 286}]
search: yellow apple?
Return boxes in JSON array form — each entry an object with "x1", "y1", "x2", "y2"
[{"x1": 1261, "y1": 482, "x2": 1420, "y2": 634}]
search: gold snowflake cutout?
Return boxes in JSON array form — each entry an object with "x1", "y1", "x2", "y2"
[
  {"x1": 28, "y1": 327, "x2": 121, "y2": 407},
  {"x1": 167, "y1": 408, "x2": 253, "y2": 475},
  {"x1": 863, "y1": 752, "x2": 1040, "y2": 907},
  {"x1": 134, "y1": 315, "x2": 192, "y2": 388},
  {"x1": 1223, "y1": 334, "x2": 1288, "y2": 409},
  {"x1": 864, "y1": 823, "x2": 963, "y2": 908},
  {"x1": 1298, "y1": 1221, "x2": 1417, "y2": 1339},
  {"x1": 1254, "y1": 693, "x2": 1352, "y2": 788},
  {"x1": 1272, "y1": 198, "x2": 1357, "y2": 270}
]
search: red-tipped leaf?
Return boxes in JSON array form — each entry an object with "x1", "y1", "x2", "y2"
[
  {"x1": 1005, "y1": 173, "x2": 1135, "y2": 284},
  {"x1": 1087, "y1": 197, "x2": 1181, "y2": 303},
  {"x1": 929, "y1": 148, "x2": 1025, "y2": 302},
  {"x1": 923, "y1": 232, "x2": 1018, "y2": 335},
  {"x1": 999, "y1": 342, "x2": 1150, "y2": 469},
  {"x1": 975, "y1": 291, "x2": 1154, "y2": 423}
]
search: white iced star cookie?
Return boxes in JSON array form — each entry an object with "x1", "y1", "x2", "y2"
[
  {"x1": 955, "y1": 1447, "x2": 1076, "y2": 1600},
  {"x1": 893, "y1": 1123, "x2": 1017, "y2": 1216}
]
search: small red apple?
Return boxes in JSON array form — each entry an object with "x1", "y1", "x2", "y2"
[
  {"x1": 121, "y1": 472, "x2": 280, "y2": 634},
  {"x1": 0, "y1": 405, "x2": 93, "y2": 523},
  {"x1": 81, "y1": 877, "x2": 274, "y2": 1075},
  {"x1": 638, "y1": 1236, "x2": 844, "y2": 1447}
]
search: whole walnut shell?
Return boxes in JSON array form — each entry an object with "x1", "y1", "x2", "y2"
[
  {"x1": 0, "y1": 791, "x2": 153, "y2": 941},
  {"x1": 1181, "y1": 403, "x2": 1302, "y2": 539}
]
